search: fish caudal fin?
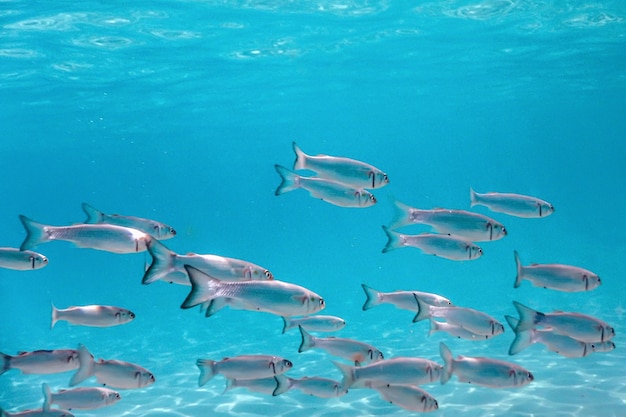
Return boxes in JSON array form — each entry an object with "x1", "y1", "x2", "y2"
[
  {"x1": 428, "y1": 319, "x2": 440, "y2": 337},
  {"x1": 298, "y1": 326, "x2": 316, "y2": 352},
  {"x1": 469, "y1": 188, "x2": 478, "y2": 207},
  {"x1": 42, "y1": 383, "x2": 52, "y2": 410},
  {"x1": 274, "y1": 165, "x2": 300, "y2": 196},
  {"x1": 361, "y1": 284, "x2": 382, "y2": 311},
  {"x1": 70, "y1": 344, "x2": 95, "y2": 386},
  {"x1": 513, "y1": 251, "x2": 524, "y2": 288},
  {"x1": 0, "y1": 352, "x2": 10, "y2": 376},
  {"x1": 196, "y1": 359, "x2": 217, "y2": 386},
  {"x1": 411, "y1": 294, "x2": 432, "y2": 323},
  {"x1": 512, "y1": 301, "x2": 543, "y2": 332},
  {"x1": 505, "y1": 315, "x2": 533, "y2": 355},
  {"x1": 332, "y1": 361, "x2": 356, "y2": 389},
  {"x1": 204, "y1": 298, "x2": 230, "y2": 318},
  {"x1": 439, "y1": 342, "x2": 454, "y2": 385},
  {"x1": 292, "y1": 142, "x2": 308, "y2": 171},
  {"x1": 181, "y1": 265, "x2": 220, "y2": 309},
  {"x1": 50, "y1": 303, "x2": 59, "y2": 329},
  {"x1": 19, "y1": 215, "x2": 49, "y2": 251},
  {"x1": 143, "y1": 239, "x2": 178, "y2": 285},
  {"x1": 281, "y1": 317, "x2": 292, "y2": 334},
  {"x1": 388, "y1": 198, "x2": 415, "y2": 230},
  {"x1": 273, "y1": 375, "x2": 292, "y2": 396},
  {"x1": 81, "y1": 203, "x2": 104, "y2": 224},
  {"x1": 381, "y1": 226, "x2": 404, "y2": 253}
]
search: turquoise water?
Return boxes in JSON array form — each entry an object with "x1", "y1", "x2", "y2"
[{"x1": 1, "y1": 0, "x2": 626, "y2": 415}]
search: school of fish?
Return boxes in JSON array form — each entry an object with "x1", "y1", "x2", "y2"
[{"x1": 0, "y1": 142, "x2": 616, "y2": 415}]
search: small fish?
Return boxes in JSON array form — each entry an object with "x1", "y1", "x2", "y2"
[
  {"x1": 512, "y1": 301, "x2": 615, "y2": 343},
  {"x1": 370, "y1": 384, "x2": 439, "y2": 413},
  {"x1": 298, "y1": 326, "x2": 383, "y2": 366},
  {"x1": 413, "y1": 296, "x2": 505, "y2": 337},
  {"x1": 181, "y1": 265, "x2": 325, "y2": 317},
  {"x1": 333, "y1": 357, "x2": 443, "y2": 389},
  {"x1": 0, "y1": 407, "x2": 74, "y2": 417},
  {"x1": 292, "y1": 142, "x2": 389, "y2": 189},
  {"x1": 142, "y1": 239, "x2": 273, "y2": 285},
  {"x1": 281, "y1": 315, "x2": 346, "y2": 334},
  {"x1": 470, "y1": 188, "x2": 554, "y2": 218},
  {"x1": 361, "y1": 284, "x2": 452, "y2": 312},
  {"x1": 0, "y1": 248, "x2": 48, "y2": 270},
  {"x1": 513, "y1": 251, "x2": 601, "y2": 292},
  {"x1": 1, "y1": 349, "x2": 79, "y2": 376},
  {"x1": 196, "y1": 355, "x2": 293, "y2": 386},
  {"x1": 70, "y1": 344, "x2": 155, "y2": 389},
  {"x1": 439, "y1": 342, "x2": 533, "y2": 388},
  {"x1": 428, "y1": 320, "x2": 492, "y2": 341},
  {"x1": 274, "y1": 165, "x2": 377, "y2": 208},
  {"x1": 82, "y1": 203, "x2": 176, "y2": 240},
  {"x1": 224, "y1": 375, "x2": 291, "y2": 396},
  {"x1": 389, "y1": 200, "x2": 507, "y2": 242},
  {"x1": 42, "y1": 383, "x2": 121, "y2": 410},
  {"x1": 19, "y1": 215, "x2": 151, "y2": 254},
  {"x1": 287, "y1": 376, "x2": 348, "y2": 398},
  {"x1": 51, "y1": 304, "x2": 135, "y2": 329},
  {"x1": 382, "y1": 227, "x2": 483, "y2": 261}
]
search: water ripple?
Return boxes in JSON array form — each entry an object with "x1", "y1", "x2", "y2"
[
  {"x1": 446, "y1": 0, "x2": 518, "y2": 21},
  {"x1": 71, "y1": 35, "x2": 135, "y2": 49},
  {"x1": 0, "y1": 48, "x2": 40, "y2": 58}
]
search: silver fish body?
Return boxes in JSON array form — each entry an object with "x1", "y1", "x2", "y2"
[
  {"x1": 281, "y1": 315, "x2": 346, "y2": 333},
  {"x1": 382, "y1": 227, "x2": 483, "y2": 261},
  {"x1": 371, "y1": 384, "x2": 439, "y2": 413},
  {"x1": 514, "y1": 251, "x2": 601, "y2": 292},
  {"x1": 51, "y1": 304, "x2": 135, "y2": 329},
  {"x1": 224, "y1": 375, "x2": 291, "y2": 396},
  {"x1": 470, "y1": 188, "x2": 554, "y2": 218},
  {"x1": 42, "y1": 383, "x2": 120, "y2": 410},
  {"x1": 428, "y1": 320, "x2": 493, "y2": 341},
  {"x1": 196, "y1": 355, "x2": 293, "y2": 386},
  {"x1": 287, "y1": 376, "x2": 348, "y2": 398},
  {"x1": 0, "y1": 407, "x2": 74, "y2": 417},
  {"x1": 298, "y1": 326, "x2": 383, "y2": 366},
  {"x1": 82, "y1": 203, "x2": 176, "y2": 240},
  {"x1": 361, "y1": 284, "x2": 452, "y2": 311},
  {"x1": 0, "y1": 248, "x2": 48, "y2": 270},
  {"x1": 334, "y1": 357, "x2": 443, "y2": 388},
  {"x1": 1, "y1": 349, "x2": 79, "y2": 376}
]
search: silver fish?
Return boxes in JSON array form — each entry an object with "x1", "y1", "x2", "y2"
[
  {"x1": 286, "y1": 376, "x2": 348, "y2": 398},
  {"x1": 361, "y1": 284, "x2": 453, "y2": 312},
  {"x1": 0, "y1": 248, "x2": 48, "y2": 270},
  {"x1": 389, "y1": 199, "x2": 507, "y2": 241},
  {"x1": 281, "y1": 315, "x2": 346, "y2": 334},
  {"x1": 428, "y1": 320, "x2": 492, "y2": 341},
  {"x1": 51, "y1": 304, "x2": 135, "y2": 329},
  {"x1": 0, "y1": 407, "x2": 74, "y2": 417},
  {"x1": 382, "y1": 227, "x2": 483, "y2": 261},
  {"x1": 298, "y1": 326, "x2": 383, "y2": 366},
  {"x1": 470, "y1": 188, "x2": 554, "y2": 218},
  {"x1": 439, "y1": 342, "x2": 533, "y2": 388},
  {"x1": 82, "y1": 203, "x2": 176, "y2": 240},
  {"x1": 274, "y1": 165, "x2": 377, "y2": 208},
  {"x1": 19, "y1": 215, "x2": 151, "y2": 254},
  {"x1": 42, "y1": 383, "x2": 120, "y2": 410},
  {"x1": 513, "y1": 251, "x2": 601, "y2": 292},
  {"x1": 370, "y1": 384, "x2": 439, "y2": 413},
  {"x1": 181, "y1": 265, "x2": 325, "y2": 317},
  {"x1": 334, "y1": 357, "x2": 443, "y2": 389},
  {"x1": 196, "y1": 355, "x2": 293, "y2": 386},
  {"x1": 292, "y1": 142, "x2": 389, "y2": 189},
  {"x1": 1, "y1": 349, "x2": 79, "y2": 376},
  {"x1": 224, "y1": 375, "x2": 291, "y2": 396}
]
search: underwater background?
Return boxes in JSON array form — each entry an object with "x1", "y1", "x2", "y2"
[{"x1": 1, "y1": 0, "x2": 625, "y2": 416}]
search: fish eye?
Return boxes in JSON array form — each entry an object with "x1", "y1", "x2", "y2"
[
  {"x1": 169, "y1": 227, "x2": 176, "y2": 235},
  {"x1": 370, "y1": 195, "x2": 377, "y2": 203},
  {"x1": 285, "y1": 360, "x2": 293, "y2": 367},
  {"x1": 319, "y1": 298, "x2": 325, "y2": 306},
  {"x1": 264, "y1": 270, "x2": 274, "y2": 280}
]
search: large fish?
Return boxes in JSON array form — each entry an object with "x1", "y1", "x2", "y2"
[
  {"x1": 361, "y1": 284, "x2": 452, "y2": 312},
  {"x1": 513, "y1": 251, "x2": 601, "y2": 292},
  {"x1": 298, "y1": 326, "x2": 383, "y2": 366},
  {"x1": 181, "y1": 265, "x2": 325, "y2": 317},
  {"x1": 274, "y1": 165, "x2": 377, "y2": 208},
  {"x1": 281, "y1": 315, "x2": 346, "y2": 334},
  {"x1": 389, "y1": 200, "x2": 507, "y2": 241},
  {"x1": 292, "y1": 142, "x2": 389, "y2": 189},
  {"x1": 196, "y1": 355, "x2": 293, "y2": 386},
  {"x1": 382, "y1": 227, "x2": 483, "y2": 261},
  {"x1": 0, "y1": 407, "x2": 74, "y2": 417},
  {"x1": 51, "y1": 304, "x2": 135, "y2": 329},
  {"x1": 334, "y1": 357, "x2": 443, "y2": 389},
  {"x1": 19, "y1": 215, "x2": 151, "y2": 254},
  {"x1": 0, "y1": 248, "x2": 48, "y2": 270},
  {"x1": 439, "y1": 342, "x2": 533, "y2": 388},
  {"x1": 1, "y1": 349, "x2": 79, "y2": 376},
  {"x1": 82, "y1": 203, "x2": 176, "y2": 240},
  {"x1": 42, "y1": 383, "x2": 121, "y2": 410},
  {"x1": 470, "y1": 188, "x2": 554, "y2": 218},
  {"x1": 224, "y1": 375, "x2": 291, "y2": 396},
  {"x1": 370, "y1": 384, "x2": 438, "y2": 413}
]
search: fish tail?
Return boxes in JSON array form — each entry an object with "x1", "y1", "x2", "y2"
[
  {"x1": 469, "y1": 187, "x2": 478, "y2": 207},
  {"x1": 381, "y1": 225, "x2": 404, "y2": 253},
  {"x1": 223, "y1": 378, "x2": 236, "y2": 394},
  {"x1": 70, "y1": 344, "x2": 95, "y2": 386},
  {"x1": 273, "y1": 375, "x2": 292, "y2": 396},
  {"x1": 513, "y1": 251, "x2": 524, "y2": 288},
  {"x1": 143, "y1": 239, "x2": 178, "y2": 285},
  {"x1": 505, "y1": 315, "x2": 533, "y2": 355},
  {"x1": 292, "y1": 142, "x2": 308, "y2": 171},
  {"x1": 512, "y1": 301, "x2": 543, "y2": 332},
  {"x1": 411, "y1": 294, "x2": 431, "y2": 323},
  {"x1": 388, "y1": 198, "x2": 414, "y2": 229},
  {"x1": 204, "y1": 298, "x2": 229, "y2": 318},
  {"x1": 298, "y1": 326, "x2": 316, "y2": 352},
  {"x1": 0, "y1": 352, "x2": 10, "y2": 376},
  {"x1": 360, "y1": 284, "x2": 383, "y2": 311},
  {"x1": 181, "y1": 265, "x2": 220, "y2": 309},
  {"x1": 42, "y1": 383, "x2": 52, "y2": 410},
  {"x1": 439, "y1": 342, "x2": 454, "y2": 385},
  {"x1": 428, "y1": 319, "x2": 440, "y2": 337},
  {"x1": 274, "y1": 164, "x2": 300, "y2": 195},
  {"x1": 332, "y1": 361, "x2": 356, "y2": 389},
  {"x1": 281, "y1": 317, "x2": 292, "y2": 334},
  {"x1": 196, "y1": 359, "x2": 217, "y2": 386},
  {"x1": 50, "y1": 303, "x2": 59, "y2": 330},
  {"x1": 18, "y1": 215, "x2": 49, "y2": 251},
  {"x1": 81, "y1": 203, "x2": 104, "y2": 223}
]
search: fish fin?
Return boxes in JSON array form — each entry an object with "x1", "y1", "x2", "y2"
[
  {"x1": 273, "y1": 375, "x2": 292, "y2": 396},
  {"x1": 360, "y1": 284, "x2": 382, "y2": 311},
  {"x1": 292, "y1": 142, "x2": 307, "y2": 171},
  {"x1": 281, "y1": 317, "x2": 292, "y2": 334},
  {"x1": 332, "y1": 361, "x2": 356, "y2": 389},
  {"x1": 223, "y1": 378, "x2": 235, "y2": 394},
  {"x1": 512, "y1": 301, "x2": 543, "y2": 332},
  {"x1": 388, "y1": 198, "x2": 415, "y2": 230},
  {"x1": 50, "y1": 302, "x2": 58, "y2": 329},
  {"x1": 143, "y1": 239, "x2": 179, "y2": 285},
  {"x1": 42, "y1": 383, "x2": 52, "y2": 410},
  {"x1": 513, "y1": 251, "x2": 524, "y2": 288},
  {"x1": 274, "y1": 164, "x2": 299, "y2": 195},
  {"x1": 70, "y1": 344, "x2": 95, "y2": 386},
  {"x1": 181, "y1": 266, "x2": 220, "y2": 309},
  {"x1": 81, "y1": 203, "x2": 104, "y2": 224},
  {"x1": 505, "y1": 315, "x2": 533, "y2": 355},
  {"x1": 204, "y1": 298, "x2": 230, "y2": 318},
  {"x1": 469, "y1": 187, "x2": 478, "y2": 207},
  {"x1": 19, "y1": 215, "x2": 49, "y2": 251},
  {"x1": 196, "y1": 359, "x2": 217, "y2": 386},
  {"x1": 298, "y1": 326, "x2": 316, "y2": 352},
  {"x1": 439, "y1": 342, "x2": 454, "y2": 385},
  {"x1": 381, "y1": 225, "x2": 404, "y2": 253},
  {"x1": 0, "y1": 352, "x2": 10, "y2": 376},
  {"x1": 411, "y1": 294, "x2": 431, "y2": 323},
  {"x1": 428, "y1": 319, "x2": 439, "y2": 337}
]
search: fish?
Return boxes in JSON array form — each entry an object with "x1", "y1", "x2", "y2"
[
  {"x1": 69, "y1": 344, "x2": 155, "y2": 389},
  {"x1": 224, "y1": 375, "x2": 291, "y2": 396},
  {"x1": 439, "y1": 342, "x2": 534, "y2": 388},
  {"x1": 361, "y1": 284, "x2": 453, "y2": 312},
  {"x1": 333, "y1": 357, "x2": 443, "y2": 388},
  {"x1": 42, "y1": 383, "x2": 121, "y2": 410},
  {"x1": 389, "y1": 200, "x2": 507, "y2": 241},
  {"x1": 381, "y1": 226, "x2": 483, "y2": 261},
  {"x1": 142, "y1": 239, "x2": 273, "y2": 285},
  {"x1": 0, "y1": 248, "x2": 48, "y2": 270},
  {"x1": 513, "y1": 251, "x2": 601, "y2": 292},
  {"x1": 281, "y1": 315, "x2": 346, "y2": 334},
  {"x1": 505, "y1": 316, "x2": 616, "y2": 357},
  {"x1": 413, "y1": 296, "x2": 505, "y2": 337},
  {"x1": 1, "y1": 349, "x2": 79, "y2": 376},
  {"x1": 51, "y1": 304, "x2": 135, "y2": 329},
  {"x1": 298, "y1": 326, "x2": 383, "y2": 366},
  {"x1": 512, "y1": 301, "x2": 615, "y2": 343},
  {"x1": 274, "y1": 165, "x2": 377, "y2": 208},
  {"x1": 285, "y1": 376, "x2": 348, "y2": 398},
  {"x1": 470, "y1": 188, "x2": 555, "y2": 218},
  {"x1": 428, "y1": 320, "x2": 492, "y2": 341},
  {"x1": 81, "y1": 203, "x2": 176, "y2": 240},
  {"x1": 181, "y1": 265, "x2": 325, "y2": 317},
  {"x1": 196, "y1": 355, "x2": 293, "y2": 386},
  {"x1": 0, "y1": 407, "x2": 74, "y2": 417},
  {"x1": 370, "y1": 384, "x2": 439, "y2": 413},
  {"x1": 292, "y1": 142, "x2": 389, "y2": 189},
  {"x1": 19, "y1": 215, "x2": 151, "y2": 254}
]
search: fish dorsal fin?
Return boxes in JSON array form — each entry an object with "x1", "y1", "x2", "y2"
[
  {"x1": 531, "y1": 263, "x2": 540, "y2": 266},
  {"x1": 186, "y1": 252, "x2": 198, "y2": 256}
]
